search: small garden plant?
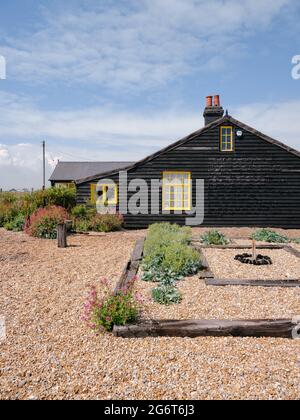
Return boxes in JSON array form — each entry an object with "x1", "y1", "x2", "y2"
[
  {"x1": 82, "y1": 278, "x2": 142, "y2": 332},
  {"x1": 142, "y1": 223, "x2": 202, "y2": 305},
  {"x1": 294, "y1": 238, "x2": 300, "y2": 245},
  {"x1": 142, "y1": 223, "x2": 201, "y2": 283},
  {"x1": 251, "y1": 229, "x2": 289, "y2": 244},
  {"x1": 152, "y1": 284, "x2": 182, "y2": 305},
  {"x1": 200, "y1": 230, "x2": 229, "y2": 246}
]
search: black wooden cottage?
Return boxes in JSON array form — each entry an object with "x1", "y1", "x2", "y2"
[{"x1": 75, "y1": 96, "x2": 300, "y2": 228}]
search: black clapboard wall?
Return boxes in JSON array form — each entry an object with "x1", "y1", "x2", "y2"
[{"x1": 76, "y1": 117, "x2": 300, "y2": 228}]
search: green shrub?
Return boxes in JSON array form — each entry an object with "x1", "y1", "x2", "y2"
[
  {"x1": 144, "y1": 223, "x2": 192, "y2": 258},
  {"x1": 200, "y1": 230, "x2": 229, "y2": 245},
  {"x1": 74, "y1": 219, "x2": 92, "y2": 233},
  {"x1": 142, "y1": 223, "x2": 201, "y2": 283},
  {"x1": 294, "y1": 238, "x2": 300, "y2": 245},
  {"x1": 4, "y1": 214, "x2": 26, "y2": 232},
  {"x1": 251, "y1": 229, "x2": 289, "y2": 243},
  {"x1": 28, "y1": 187, "x2": 76, "y2": 212},
  {"x1": 27, "y1": 206, "x2": 69, "y2": 239},
  {"x1": 90, "y1": 213, "x2": 123, "y2": 232},
  {"x1": 71, "y1": 205, "x2": 89, "y2": 219},
  {"x1": 0, "y1": 192, "x2": 18, "y2": 205},
  {"x1": 152, "y1": 285, "x2": 182, "y2": 305},
  {"x1": 0, "y1": 203, "x2": 19, "y2": 227},
  {"x1": 161, "y1": 242, "x2": 201, "y2": 275},
  {"x1": 82, "y1": 279, "x2": 140, "y2": 333}
]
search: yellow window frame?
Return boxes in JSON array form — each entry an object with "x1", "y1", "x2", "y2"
[
  {"x1": 220, "y1": 126, "x2": 234, "y2": 152},
  {"x1": 90, "y1": 183, "x2": 118, "y2": 205},
  {"x1": 162, "y1": 171, "x2": 191, "y2": 211}
]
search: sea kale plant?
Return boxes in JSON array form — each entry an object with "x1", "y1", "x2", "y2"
[
  {"x1": 82, "y1": 278, "x2": 142, "y2": 333},
  {"x1": 251, "y1": 229, "x2": 289, "y2": 244},
  {"x1": 152, "y1": 284, "x2": 182, "y2": 305},
  {"x1": 200, "y1": 230, "x2": 229, "y2": 246}
]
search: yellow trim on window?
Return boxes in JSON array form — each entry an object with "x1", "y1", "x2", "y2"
[
  {"x1": 90, "y1": 183, "x2": 97, "y2": 204},
  {"x1": 90, "y1": 183, "x2": 118, "y2": 205},
  {"x1": 102, "y1": 184, "x2": 118, "y2": 205},
  {"x1": 220, "y1": 126, "x2": 234, "y2": 152},
  {"x1": 162, "y1": 171, "x2": 191, "y2": 211}
]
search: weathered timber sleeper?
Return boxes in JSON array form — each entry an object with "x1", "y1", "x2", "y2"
[
  {"x1": 205, "y1": 279, "x2": 300, "y2": 287},
  {"x1": 113, "y1": 319, "x2": 296, "y2": 339}
]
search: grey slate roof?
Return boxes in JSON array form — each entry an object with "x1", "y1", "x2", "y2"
[{"x1": 49, "y1": 161, "x2": 135, "y2": 182}]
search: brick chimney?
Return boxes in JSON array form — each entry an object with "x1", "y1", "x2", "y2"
[{"x1": 203, "y1": 95, "x2": 224, "y2": 125}]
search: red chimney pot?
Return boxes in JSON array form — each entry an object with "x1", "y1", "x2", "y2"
[
  {"x1": 206, "y1": 96, "x2": 213, "y2": 107},
  {"x1": 214, "y1": 95, "x2": 220, "y2": 107}
]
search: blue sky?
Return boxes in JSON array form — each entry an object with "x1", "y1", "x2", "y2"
[{"x1": 0, "y1": 0, "x2": 300, "y2": 189}]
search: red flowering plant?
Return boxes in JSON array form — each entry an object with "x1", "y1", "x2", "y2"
[
  {"x1": 82, "y1": 277, "x2": 143, "y2": 333},
  {"x1": 26, "y1": 206, "x2": 69, "y2": 239}
]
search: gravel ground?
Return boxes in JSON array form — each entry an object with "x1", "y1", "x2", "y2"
[
  {"x1": 137, "y1": 276, "x2": 300, "y2": 320},
  {"x1": 293, "y1": 243, "x2": 300, "y2": 252},
  {"x1": 192, "y1": 227, "x2": 300, "y2": 240},
  {"x1": 202, "y1": 249, "x2": 300, "y2": 280},
  {"x1": 1, "y1": 227, "x2": 300, "y2": 400}
]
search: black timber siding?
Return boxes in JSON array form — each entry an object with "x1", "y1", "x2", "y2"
[{"x1": 77, "y1": 122, "x2": 300, "y2": 228}]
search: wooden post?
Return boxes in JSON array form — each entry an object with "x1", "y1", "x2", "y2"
[
  {"x1": 57, "y1": 223, "x2": 67, "y2": 248},
  {"x1": 252, "y1": 239, "x2": 257, "y2": 262}
]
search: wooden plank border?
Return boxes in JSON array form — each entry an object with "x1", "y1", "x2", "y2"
[
  {"x1": 193, "y1": 242, "x2": 285, "y2": 250},
  {"x1": 206, "y1": 278, "x2": 300, "y2": 288},
  {"x1": 113, "y1": 319, "x2": 297, "y2": 339},
  {"x1": 284, "y1": 245, "x2": 300, "y2": 258},
  {"x1": 193, "y1": 242, "x2": 300, "y2": 286},
  {"x1": 114, "y1": 237, "x2": 145, "y2": 294}
]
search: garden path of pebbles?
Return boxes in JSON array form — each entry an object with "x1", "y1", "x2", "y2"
[{"x1": 0, "y1": 228, "x2": 299, "y2": 400}]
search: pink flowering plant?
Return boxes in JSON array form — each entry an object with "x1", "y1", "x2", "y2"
[{"x1": 82, "y1": 277, "x2": 142, "y2": 333}]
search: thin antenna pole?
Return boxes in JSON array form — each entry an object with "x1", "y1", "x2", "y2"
[{"x1": 42, "y1": 140, "x2": 46, "y2": 190}]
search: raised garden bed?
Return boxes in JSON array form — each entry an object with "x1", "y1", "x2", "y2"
[
  {"x1": 194, "y1": 242, "x2": 300, "y2": 287},
  {"x1": 113, "y1": 236, "x2": 300, "y2": 339}
]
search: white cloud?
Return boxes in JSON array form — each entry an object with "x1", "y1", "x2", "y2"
[
  {"x1": 0, "y1": 92, "x2": 300, "y2": 190},
  {"x1": 0, "y1": 0, "x2": 291, "y2": 90},
  {"x1": 234, "y1": 100, "x2": 300, "y2": 151}
]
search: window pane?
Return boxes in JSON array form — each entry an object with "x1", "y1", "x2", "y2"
[{"x1": 163, "y1": 172, "x2": 191, "y2": 210}]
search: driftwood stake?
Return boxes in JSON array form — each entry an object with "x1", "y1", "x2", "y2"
[
  {"x1": 252, "y1": 239, "x2": 257, "y2": 261},
  {"x1": 57, "y1": 223, "x2": 67, "y2": 248}
]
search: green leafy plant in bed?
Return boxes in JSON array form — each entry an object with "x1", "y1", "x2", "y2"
[
  {"x1": 141, "y1": 223, "x2": 201, "y2": 306},
  {"x1": 142, "y1": 223, "x2": 201, "y2": 283},
  {"x1": 200, "y1": 230, "x2": 229, "y2": 246},
  {"x1": 152, "y1": 284, "x2": 182, "y2": 305},
  {"x1": 251, "y1": 229, "x2": 289, "y2": 244},
  {"x1": 293, "y1": 238, "x2": 300, "y2": 244}
]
